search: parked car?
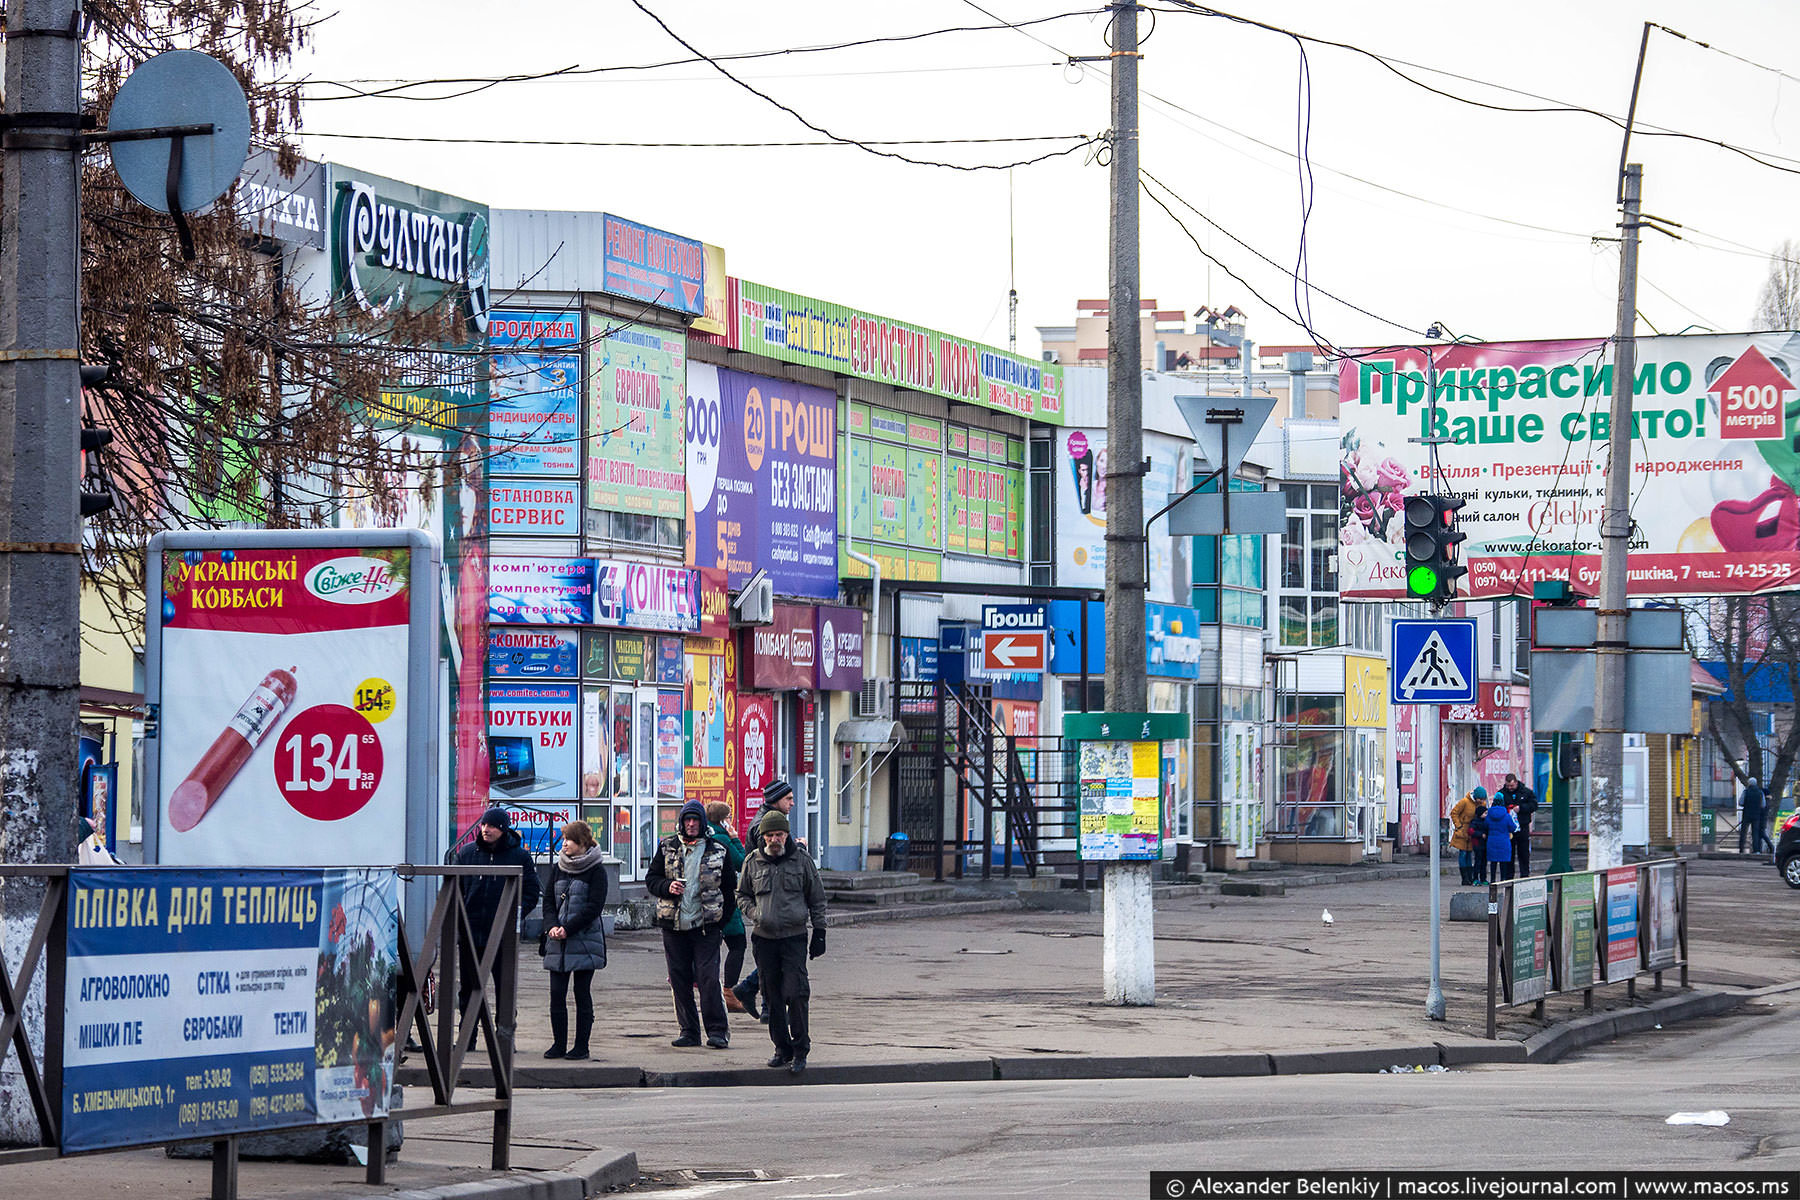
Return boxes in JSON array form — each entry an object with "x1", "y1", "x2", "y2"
[{"x1": 1778, "y1": 811, "x2": 1800, "y2": 889}]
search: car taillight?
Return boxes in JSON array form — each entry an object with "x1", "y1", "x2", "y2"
[{"x1": 1785, "y1": 812, "x2": 1800, "y2": 834}]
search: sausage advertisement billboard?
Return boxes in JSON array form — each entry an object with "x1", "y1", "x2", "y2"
[{"x1": 145, "y1": 530, "x2": 441, "y2": 870}]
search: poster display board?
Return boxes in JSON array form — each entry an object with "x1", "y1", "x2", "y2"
[
  {"x1": 62, "y1": 867, "x2": 398, "y2": 1153},
  {"x1": 146, "y1": 532, "x2": 439, "y2": 869},
  {"x1": 1063, "y1": 713, "x2": 1185, "y2": 862},
  {"x1": 487, "y1": 682, "x2": 579, "y2": 801},
  {"x1": 1508, "y1": 877, "x2": 1550, "y2": 1004},
  {"x1": 1645, "y1": 862, "x2": 1681, "y2": 970},
  {"x1": 1056, "y1": 428, "x2": 1190, "y2": 601},
  {"x1": 1557, "y1": 871, "x2": 1599, "y2": 991},
  {"x1": 1339, "y1": 333, "x2": 1800, "y2": 598},
  {"x1": 588, "y1": 323, "x2": 685, "y2": 519},
  {"x1": 1604, "y1": 866, "x2": 1641, "y2": 983}
]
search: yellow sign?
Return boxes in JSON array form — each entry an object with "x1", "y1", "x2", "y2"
[
  {"x1": 353, "y1": 678, "x2": 396, "y2": 724},
  {"x1": 1346, "y1": 656, "x2": 1388, "y2": 728}
]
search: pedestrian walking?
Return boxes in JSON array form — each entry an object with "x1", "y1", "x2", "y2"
[
  {"x1": 645, "y1": 799, "x2": 739, "y2": 1049},
  {"x1": 453, "y1": 807, "x2": 542, "y2": 1027},
  {"x1": 541, "y1": 819, "x2": 607, "y2": 1061},
  {"x1": 1485, "y1": 799, "x2": 1518, "y2": 883},
  {"x1": 731, "y1": 779, "x2": 804, "y2": 1016},
  {"x1": 706, "y1": 800, "x2": 757, "y2": 1018},
  {"x1": 1497, "y1": 773, "x2": 1539, "y2": 876},
  {"x1": 1449, "y1": 786, "x2": 1488, "y2": 887},
  {"x1": 736, "y1": 808, "x2": 828, "y2": 1074},
  {"x1": 1739, "y1": 780, "x2": 1772, "y2": 855}
]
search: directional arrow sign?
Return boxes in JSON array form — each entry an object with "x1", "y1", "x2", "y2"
[{"x1": 983, "y1": 631, "x2": 1045, "y2": 672}]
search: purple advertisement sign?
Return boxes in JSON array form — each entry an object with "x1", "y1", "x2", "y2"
[
  {"x1": 603, "y1": 214, "x2": 704, "y2": 316},
  {"x1": 815, "y1": 604, "x2": 865, "y2": 692},
  {"x1": 686, "y1": 363, "x2": 837, "y2": 599}
]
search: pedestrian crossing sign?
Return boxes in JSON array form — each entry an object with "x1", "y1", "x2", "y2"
[{"x1": 1389, "y1": 619, "x2": 1477, "y2": 704}]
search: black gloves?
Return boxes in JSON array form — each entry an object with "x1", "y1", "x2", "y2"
[{"x1": 809, "y1": 928, "x2": 827, "y2": 959}]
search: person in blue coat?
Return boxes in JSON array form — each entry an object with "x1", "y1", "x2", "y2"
[{"x1": 1485, "y1": 800, "x2": 1519, "y2": 883}]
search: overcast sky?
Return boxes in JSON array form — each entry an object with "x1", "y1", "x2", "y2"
[{"x1": 294, "y1": 0, "x2": 1800, "y2": 356}]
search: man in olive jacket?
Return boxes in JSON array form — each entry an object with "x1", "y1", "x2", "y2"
[{"x1": 736, "y1": 809, "x2": 827, "y2": 1074}]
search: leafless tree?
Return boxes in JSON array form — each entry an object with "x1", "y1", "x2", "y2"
[
  {"x1": 1689, "y1": 596, "x2": 1800, "y2": 802},
  {"x1": 1751, "y1": 239, "x2": 1800, "y2": 332}
]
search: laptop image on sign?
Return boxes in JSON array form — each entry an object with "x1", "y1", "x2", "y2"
[{"x1": 489, "y1": 735, "x2": 565, "y2": 797}]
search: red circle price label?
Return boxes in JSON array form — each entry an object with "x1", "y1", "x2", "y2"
[{"x1": 274, "y1": 703, "x2": 384, "y2": 821}]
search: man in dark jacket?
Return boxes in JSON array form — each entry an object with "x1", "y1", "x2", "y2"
[
  {"x1": 645, "y1": 799, "x2": 738, "y2": 1049},
  {"x1": 1740, "y1": 780, "x2": 1771, "y2": 854},
  {"x1": 733, "y1": 778, "x2": 804, "y2": 1015},
  {"x1": 1496, "y1": 774, "x2": 1539, "y2": 877},
  {"x1": 453, "y1": 807, "x2": 542, "y2": 1030},
  {"x1": 736, "y1": 809, "x2": 828, "y2": 1074}
]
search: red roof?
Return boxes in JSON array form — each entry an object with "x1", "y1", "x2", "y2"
[
  {"x1": 1258, "y1": 344, "x2": 1331, "y2": 356},
  {"x1": 1152, "y1": 310, "x2": 1185, "y2": 322},
  {"x1": 1077, "y1": 347, "x2": 1108, "y2": 360}
]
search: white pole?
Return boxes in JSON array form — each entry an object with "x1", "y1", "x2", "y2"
[{"x1": 1423, "y1": 702, "x2": 1445, "y2": 1020}]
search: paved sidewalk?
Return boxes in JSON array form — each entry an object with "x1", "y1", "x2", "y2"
[{"x1": 9, "y1": 856, "x2": 1791, "y2": 1200}]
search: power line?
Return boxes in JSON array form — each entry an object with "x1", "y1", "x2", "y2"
[{"x1": 298, "y1": 131, "x2": 1092, "y2": 149}]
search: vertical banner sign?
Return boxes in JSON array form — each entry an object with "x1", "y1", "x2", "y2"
[
  {"x1": 1645, "y1": 862, "x2": 1681, "y2": 970},
  {"x1": 683, "y1": 637, "x2": 733, "y2": 817},
  {"x1": 736, "y1": 693, "x2": 775, "y2": 831},
  {"x1": 656, "y1": 691, "x2": 684, "y2": 801},
  {"x1": 1508, "y1": 877, "x2": 1550, "y2": 1003},
  {"x1": 1339, "y1": 333, "x2": 1800, "y2": 598},
  {"x1": 485, "y1": 309, "x2": 582, "y2": 480},
  {"x1": 1604, "y1": 866, "x2": 1641, "y2": 983},
  {"x1": 1559, "y1": 871, "x2": 1599, "y2": 990},
  {"x1": 156, "y1": 547, "x2": 412, "y2": 866},
  {"x1": 1056, "y1": 428, "x2": 1188, "y2": 600},
  {"x1": 814, "y1": 605, "x2": 866, "y2": 692},
  {"x1": 486, "y1": 682, "x2": 579, "y2": 801},
  {"x1": 62, "y1": 868, "x2": 399, "y2": 1153},
  {"x1": 685, "y1": 365, "x2": 838, "y2": 598},
  {"x1": 589, "y1": 324, "x2": 686, "y2": 519}
]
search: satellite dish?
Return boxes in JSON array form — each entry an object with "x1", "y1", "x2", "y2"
[{"x1": 108, "y1": 50, "x2": 251, "y2": 215}]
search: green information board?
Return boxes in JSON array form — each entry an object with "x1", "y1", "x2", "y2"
[{"x1": 1509, "y1": 877, "x2": 1550, "y2": 1003}]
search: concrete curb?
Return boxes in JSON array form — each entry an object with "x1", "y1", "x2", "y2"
[
  {"x1": 1522, "y1": 988, "x2": 1744, "y2": 1064},
  {"x1": 280, "y1": 1147, "x2": 638, "y2": 1200}
]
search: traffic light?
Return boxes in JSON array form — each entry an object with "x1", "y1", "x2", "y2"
[
  {"x1": 1402, "y1": 494, "x2": 1466, "y2": 605},
  {"x1": 1556, "y1": 738, "x2": 1584, "y2": 780},
  {"x1": 80, "y1": 427, "x2": 114, "y2": 518}
]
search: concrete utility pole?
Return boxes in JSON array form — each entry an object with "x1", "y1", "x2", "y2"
[
  {"x1": 1101, "y1": 0, "x2": 1152, "y2": 1007},
  {"x1": 1589, "y1": 163, "x2": 1642, "y2": 871},
  {"x1": 0, "y1": 0, "x2": 84, "y2": 1139}
]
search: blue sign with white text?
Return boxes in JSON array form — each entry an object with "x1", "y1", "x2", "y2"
[{"x1": 1390, "y1": 618, "x2": 1478, "y2": 704}]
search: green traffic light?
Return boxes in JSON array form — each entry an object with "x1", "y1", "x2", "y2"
[{"x1": 1407, "y1": 564, "x2": 1440, "y2": 596}]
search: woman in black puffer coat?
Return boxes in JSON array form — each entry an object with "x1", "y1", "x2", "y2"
[{"x1": 541, "y1": 820, "x2": 608, "y2": 1060}]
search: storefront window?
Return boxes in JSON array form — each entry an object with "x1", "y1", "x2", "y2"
[{"x1": 1278, "y1": 728, "x2": 1344, "y2": 837}]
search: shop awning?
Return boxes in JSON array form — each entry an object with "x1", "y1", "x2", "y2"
[{"x1": 834, "y1": 719, "x2": 903, "y2": 749}]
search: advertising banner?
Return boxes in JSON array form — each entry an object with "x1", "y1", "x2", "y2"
[
  {"x1": 1508, "y1": 877, "x2": 1550, "y2": 1003},
  {"x1": 685, "y1": 364, "x2": 838, "y2": 598},
  {"x1": 154, "y1": 547, "x2": 413, "y2": 866},
  {"x1": 486, "y1": 628, "x2": 579, "y2": 678},
  {"x1": 815, "y1": 604, "x2": 866, "y2": 692},
  {"x1": 492, "y1": 802, "x2": 577, "y2": 855},
  {"x1": 736, "y1": 279, "x2": 1063, "y2": 423},
  {"x1": 1604, "y1": 866, "x2": 1641, "y2": 983},
  {"x1": 684, "y1": 636, "x2": 734, "y2": 817},
  {"x1": 594, "y1": 559, "x2": 701, "y2": 633},
  {"x1": 736, "y1": 693, "x2": 775, "y2": 830},
  {"x1": 488, "y1": 480, "x2": 579, "y2": 536},
  {"x1": 1057, "y1": 428, "x2": 1189, "y2": 601},
  {"x1": 1558, "y1": 871, "x2": 1599, "y2": 990},
  {"x1": 656, "y1": 691, "x2": 684, "y2": 800},
  {"x1": 589, "y1": 324, "x2": 685, "y2": 518},
  {"x1": 602, "y1": 214, "x2": 704, "y2": 316},
  {"x1": 62, "y1": 867, "x2": 398, "y2": 1153},
  {"x1": 743, "y1": 604, "x2": 817, "y2": 691},
  {"x1": 488, "y1": 355, "x2": 581, "y2": 480},
  {"x1": 489, "y1": 557, "x2": 595, "y2": 625},
  {"x1": 1645, "y1": 862, "x2": 1680, "y2": 970},
  {"x1": 487, "y1": 681, "x2": 578, "y2": 801},
  {"x1": 1339, "y1": 333, "x2": 1800, "y2": 598}
]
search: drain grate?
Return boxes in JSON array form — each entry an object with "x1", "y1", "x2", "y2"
[{"x1": 683, "y1": 1168, "x2": 774, "y2": 1182}]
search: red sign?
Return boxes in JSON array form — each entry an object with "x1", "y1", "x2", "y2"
[
  {"x1": 797, "y1": 694, "x2": 816, "y2": 774},
  {"x1": 696, "y1": 567, "x2": 730, "y2": 640},
  {"x1": 1710, "y1": 346, "x2": 1796, "y2": 440},
  {"x1": 743, "y1": 603, "x2": 816, "y2": 690},
  {"x1": 736, "y1": 693, "x2": 775, "y2": 826},
  {"x1": 982, "y1": 629, "x2": 1046, "y2": 672}
]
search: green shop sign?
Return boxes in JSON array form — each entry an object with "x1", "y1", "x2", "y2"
[{"x1": 737, "y1": 279, "x2": 1064, "y2": 424}]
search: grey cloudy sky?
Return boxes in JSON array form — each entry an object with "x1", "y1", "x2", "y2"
[{"x1": 295, "y1": 0, "x2": 1800, "y2": 354}]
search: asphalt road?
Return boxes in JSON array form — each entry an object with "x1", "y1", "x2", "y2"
[{"x1": 532, "y1": 983, "x2": 1800, "y2": 1198}]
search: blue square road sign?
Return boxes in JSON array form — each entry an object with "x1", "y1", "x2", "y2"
[{"x1": 1389, "y1": 618, "x2": 1477, "y2": 705}]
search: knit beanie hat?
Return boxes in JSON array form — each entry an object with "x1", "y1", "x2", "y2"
[
  {"x1": 1471, "y1": 787, "x2": 1488, "y2": 802},
  {"x1": 480, "y1": 806, "x2": 511, "y2": 830},
  {"x1": 762, "y1": 778, "x2": 793, "y2": 808},
  {"x1": 679, "y1": 799, "x2": 708, "y2": 834},
  {"x1": 759, "y1": 809, "x2": 790, "y2": 835}
]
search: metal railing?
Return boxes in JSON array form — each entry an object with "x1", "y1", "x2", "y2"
[
  {"x1": 1482, "y1": 857, "x2": 1689, "y2": 1038},
  {"x1": 0, "y1": 863, "x2": 520, "y2": 1199}
]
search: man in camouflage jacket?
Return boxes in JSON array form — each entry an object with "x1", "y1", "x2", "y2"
[{"x1": 645, "y1": 799, "x2": 739, "y2": 1048}]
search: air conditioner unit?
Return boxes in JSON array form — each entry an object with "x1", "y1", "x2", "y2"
[
  {"x1": 733, "y1": 571, "x2": 774, "y2": 626},
  {"x1": 855, "y1": 677, "x2": 892, "y2": 719}
]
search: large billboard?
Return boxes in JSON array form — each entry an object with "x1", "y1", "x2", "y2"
[
  {"x1": 147, "y1": 533, "x2": 439, "y2": 868},
  {"x1": 685, "y1": 364, "x2": 837, "y2": 598},
  {"x1": 1339, "y1": 333, "x2": 1800, "y2": 598},
  {"x1": 62, "y1": 868, "x2": 399, "y2": 1153},
  {"x1": 735, "y1": 279, "x2": 1063, "y2": 424},
  {"x1": 589, "y1": 323, "x2": 685, "y2": 519}
]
